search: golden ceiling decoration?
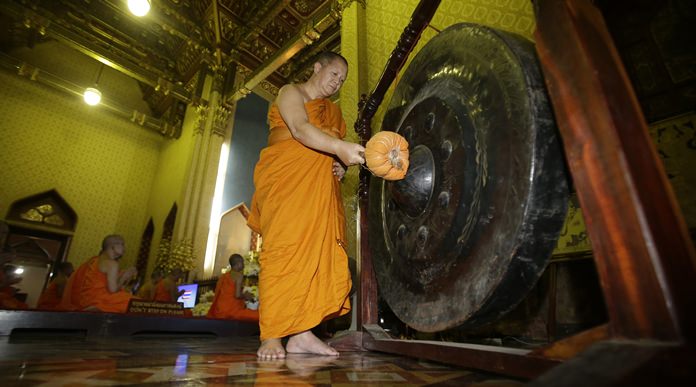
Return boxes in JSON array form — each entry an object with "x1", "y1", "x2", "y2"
[{"x1": 0, "y1": 0, "x2": 353, "y2": 135}]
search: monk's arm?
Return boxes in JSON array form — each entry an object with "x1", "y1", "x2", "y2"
[
  {"x1": 104, "y1": 261, "x2": 122, "y2": 293},
  {"x1": 277, "y1": 85, "x2": 364, "y2": 166},
  {"x1": 233, "y1": 272, "x2": 243, "y2": 299}
]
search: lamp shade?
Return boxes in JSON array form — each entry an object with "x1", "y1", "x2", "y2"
[{"x1": 83, "y1": 87, "x2": 102, "y2": 105}]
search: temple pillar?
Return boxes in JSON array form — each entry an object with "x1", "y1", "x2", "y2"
[{"x1": 176, "y1": 65, "x2": 237, "y2": 278}]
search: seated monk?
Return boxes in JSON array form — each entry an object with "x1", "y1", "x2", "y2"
[
  {"x1": 36, "y1": 261, "x2": 74, "y2": 310},
  {"x1": 207, "y1": 254, "x2": 259, "y2": 322},
  {"x1": 59, "y1": 234, "x2": 137, "y2": 313},
  {"x1": 136, "y1": 270, "x2": 162, "y2": 300},
  {"x1": 153, "y1": 268, "x2": 185, "y2": 303},
  {"x1": 0, "y1": 264, "x2": 28, "y2": 310}
]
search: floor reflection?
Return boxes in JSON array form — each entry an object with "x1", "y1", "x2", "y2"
[{"x1": 0, "y1": 335, "x2": 523, "y2": 386}]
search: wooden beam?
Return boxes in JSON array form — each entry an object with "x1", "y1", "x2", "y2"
[
  {"x1": 363, "y1": 325, "x2": 560, "y2": 380},
  {"x1": 534, "y1": 0, "x2": 696, "y2": 342}
]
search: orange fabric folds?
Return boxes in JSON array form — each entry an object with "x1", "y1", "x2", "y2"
[
  {"x1": 0, "y1": 288, "x2": 28, "y2": 310},
  {"x1": 152, "y1": 280, "x2": 172, "y2": 302},
  {"x1": 59, "y1": 257, "x2": 133, "y2": 313},
  {"x1": 206, "y1": 273, "x2": 259, "y2": 322},
  {"x1": 248, "y1": 99, "x2": 352, "y2": 340},
  {"x1": 36, "y1": 281, "x2": 61, "y2": 310}
]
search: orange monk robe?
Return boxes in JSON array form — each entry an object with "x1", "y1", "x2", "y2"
[
  {"x1": 36, "y1": 280, "x2": 64, "y2": 310},
  {"x1": 206, "y1": 273, "x2": 259, "y2": 322},
  {"x1": 153, "y1": 279, "x2": 173, "y2": 302},
  {"x1": 248, "y1": 99, "x2": 352, "y2": 341},
  {"x1": 58, "y1": 256, "x2": 133, "y2": 313},
  {"x1": 0, "y1": 287, "x2": 28, "y2": 309}
]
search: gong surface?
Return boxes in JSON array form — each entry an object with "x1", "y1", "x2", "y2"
[{"x1": 369, "y1": 23, "x2": 569, "y2": 332}]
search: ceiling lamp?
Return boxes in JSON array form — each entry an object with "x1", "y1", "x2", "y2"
[
  {"x1": 83, "y1": 64, "x2": 104, "y2": 106},
  {"x1": 83, "y1": 87, "x2": 102, "y2": 105},
  {"x1": 128, "y1": 0, "x2": 151, "y2": 17}
]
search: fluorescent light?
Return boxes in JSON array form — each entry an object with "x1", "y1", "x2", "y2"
[
  {"x1": 128, "y1": 0, "x2": 151, "y2": 17},
  {"x1": 83, "y1": 87, "x2": 102, "y2": 105},
  {"x1": 203, "y1": 142, "x2": 230, "y2": 276}
]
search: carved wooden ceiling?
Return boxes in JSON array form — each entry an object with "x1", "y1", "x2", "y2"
[{"x1": 0, "y1": 0, "x2": 349, "y2": 136}]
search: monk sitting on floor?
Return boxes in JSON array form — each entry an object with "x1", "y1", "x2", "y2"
[
  {"x1": 36, "y1": 261, "x2": 74, "y2": 310},
  {"x1": 153, "y1": 268, "x2": 185, "y2": 303},
  {"x1": 207, "y1": 254, "x2": 259, "y2": 322},
  {"x1": 59, "y1": 234, "x2": 137, "y2": 313},
  {"x1": 135, "y1": 270, "x2": 162, "y2": 300}
]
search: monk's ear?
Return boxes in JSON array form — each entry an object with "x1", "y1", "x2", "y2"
[{"x1": 313, "y1": 61, "x2": 322, "y2": 74}]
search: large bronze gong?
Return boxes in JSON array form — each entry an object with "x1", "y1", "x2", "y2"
[{"x1": 369, "y1": 23, "x2": 569, "y2": 332}]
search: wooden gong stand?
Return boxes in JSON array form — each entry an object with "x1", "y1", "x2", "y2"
[{"x1": 347, "y1": 0, "x2": 696, "y2": 383}]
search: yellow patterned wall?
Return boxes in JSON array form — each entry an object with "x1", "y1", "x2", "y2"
[
  {"x1": 650, "y1": 113, "x2": 696, "y2": 229},
  {"x1": 362, "y1": 0, "x2": 535, "y2": 132},
  {"x1": 143, "y1": 102, "x2": 198, "y2": 275},
  {"x1": 0, "y1": 71, "x2": 163, "y2": 268}
]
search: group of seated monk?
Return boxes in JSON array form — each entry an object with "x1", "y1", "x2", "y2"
[{"x1": 1, "y1": 232, "x2": 258, "y2": 323}]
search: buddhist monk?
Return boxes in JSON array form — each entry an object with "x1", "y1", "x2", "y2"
[
  {"x1": 152, "y1": 268, "x2": 185, "y2": 302},
  {"x1": 36, "y1": 261, "x2": 74, "y2": 310},
  {"x1": 207, "y1": 254, "x2": 259, "y2": 322},
  {"x1": 247, "y1": 51, "x2": 365, "y2": 359},
  {"x1": 136, "y1": 270, "x2": 162, "y2": 300},
  {"x1": 59, "y1": 234, "x2": 137, "y2": 313}
]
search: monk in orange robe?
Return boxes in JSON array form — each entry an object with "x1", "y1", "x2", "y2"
[
  {"x1": 136, "y1": 270, "x2": 162, "y2": 300},
  {"x1": 207, "y1": 254, "x2": 259, "y2": 322},
  {"x1": 36, "y1": 261, "x2": 74, "y2": 310},
  {"x1": 59, "y1": 234, "x2": 137, "y2": 313},
  {"x1": 152, "y1": 269, "x2": 185, "y2": 302},
  {"x1": 247, "y1": 51, "x2": 365, "y2": 359}
]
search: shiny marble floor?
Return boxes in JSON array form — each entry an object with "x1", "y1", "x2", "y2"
[{"x1": 0, "y1": 335, "x2": 523, "y2": 386}]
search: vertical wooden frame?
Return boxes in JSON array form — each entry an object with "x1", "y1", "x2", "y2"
[{"x1": 534, "y1": 0, "x2": 696, "y2": 343}]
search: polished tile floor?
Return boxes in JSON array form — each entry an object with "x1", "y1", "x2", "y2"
[{"x1": 0, "y1": 335, "x2": 523, "y2": 386}]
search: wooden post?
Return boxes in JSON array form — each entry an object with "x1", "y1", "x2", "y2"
[{"x1": 534, "y1": 0, "x2": 696, "y2": 343}]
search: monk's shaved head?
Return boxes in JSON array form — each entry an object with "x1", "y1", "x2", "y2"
[
  {"x1": 100, "y1": 234, "x2": 124, "y2": 253},
  {"x1": 229, "y1": 254, "x2": 244, "y2": 268},
  {"x1": 316, "y1": 51, "x2": 347, "y2": 68}
]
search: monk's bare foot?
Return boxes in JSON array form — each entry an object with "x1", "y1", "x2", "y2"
[
  {"x1": 286, "y1": 330, "x2": 339, "y2": 356},
  {"x1": 257, "y1": 338, "x2": 286, "y2": 359}
]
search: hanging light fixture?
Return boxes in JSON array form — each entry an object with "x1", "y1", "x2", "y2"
[
  {"x1": 83, "y1": 64, "x2": 104, "y2": 106},
  {"x1": 128, "y1": 0, "x2": 151, "y2": 17}
]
